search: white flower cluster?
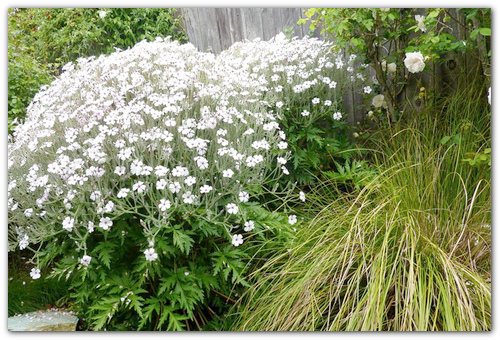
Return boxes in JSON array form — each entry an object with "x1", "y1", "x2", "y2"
[{"x1": 8, "y1": 35, "x2": 346, "y2": 270}]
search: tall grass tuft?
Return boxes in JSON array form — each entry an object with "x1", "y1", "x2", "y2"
[{"x1": 229, "y1": 70, "x2": 491, "y2": 331}]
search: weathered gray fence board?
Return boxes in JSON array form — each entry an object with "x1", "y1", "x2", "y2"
[{"x1": 179, "y1": 8, "x2": 312, "y2": 53}]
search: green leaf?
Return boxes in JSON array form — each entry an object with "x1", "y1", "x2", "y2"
[
  {"x1": 304, "y1": 8, "x2": 316, "y2": 18},
  {"x1": 172, "y1": 229, "x2": 195, "y2": 255},
  {"x1": 165, "y1": 307, "x2": 189, "y2": 331},
  {"x1": 138, "y1": 298, "x2": 161, "y2": 330},
  {"x1": 440, "y1": 136, "x2": 451, "y2": 145},
  {"x1": 451, "y1": 134, "x2": 462, "y2": 144},
  {"x1": 479, "y1": 28, "x2": 491, "y2": 36},
  {"x1": 470, "y1": 29, "x2": 480, "y2": 40},
  {"x1": 428, "y1": 10, "x2": 440, "y2": 18},
  {"x1": 94, "y1": 241, "x2": 117, "y2": 269}
]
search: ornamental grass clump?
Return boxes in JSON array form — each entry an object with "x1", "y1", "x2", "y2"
[
  {"x1": 229, "y1": 76, "x2": 491, "y2": 331},
  {"x1": 8, "y1": 35, "x2": 350, "y2": 330}
]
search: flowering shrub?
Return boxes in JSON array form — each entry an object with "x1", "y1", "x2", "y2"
[
  {"x1": 218, "y1": 33, "x2": 354, "y2": 185},
  {"x1": 8, "y1": 34, "x2": 349, "y2": 330}
]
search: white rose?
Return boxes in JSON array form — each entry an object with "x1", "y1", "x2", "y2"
[
  {"x1": 372, "y1": 94, "x2": 385, "y2": 108},
  {"x1": 404, "y1": 52, "x2": 426, "y2": 74},
  {"x1": 381, "y1": 60, "x2": 397, "y2": 73},
  {"x1": 387, "y1": 62, "x2": 397, "y2": 73}
]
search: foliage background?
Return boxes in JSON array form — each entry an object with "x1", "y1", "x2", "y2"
[{"x1": 8, "y1": 8, "x2": 187, "y2": 133}]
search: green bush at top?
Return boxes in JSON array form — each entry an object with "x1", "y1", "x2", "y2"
[{"x1": 8, "y1": 8, "x2": 187, "y2": 133}]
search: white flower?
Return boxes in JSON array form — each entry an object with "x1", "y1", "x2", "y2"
[
  {"x1": 182, "y1": 191, "x2": 195, "y2": 204},
  {"x1": 372, "y1": 94, "x2": 386, "y2": 108},
  {"x1": 90, "y1": 191, "x2": 101, "y2": 201},
  {"x1": 381, "y1": 60, "x2": 397, "y2": 73},
  {"x1": 144, "y1": 248, "x2": 158, "y2": 262},
  {"x1": 19, "y1": 234, "x2": 29, "y2": 250},
  {"x1": 217, "y1": 137, "x2": 229, "y2": 146},
  {"x1": 172, "y1": 166, "x2": 189, "y2": 177},
  {"x1": 232, "y1": 234, "x2": 244, "y2": 247},
  {"x1": 154, "y1": 165, "x2": 169, "y2": 177},
  {"x1": 239, "y1": 191, "x2": 250, "y2": 202},
  {"x1": 363, "y1": 86, "x2": 372, "y2": 94},
  {"x1": 117, "y1": 188, "x2": 130, "y2": 198},
  {"x1": 324, "y1": 100, "x2": 332, "y2": 106},
  {"x1": 281, "y1": 166, "x2": 289, "y2": 175},
  {"x1": 387, "y1": 62, "x2": 397, "y2": 73},
  {"x1": 104, "y1": 201, "x2": 115, "y2": 213},
  {"x1": 226, "y1": 203, "x2": 239, "y2": 214},
  {"x1": 88, "y1": 221, "x2": 95, "y2": 233},
  {"x1": 169, "y1": 182, "x2": 181, "y2": 193},
  {"x1": 98, "y1": 10, "x2": 108, "y2": 19},
  {"x1": 158, "y1": 198, "x2": 171, "y2": 212},
  {"x1": 30, "y1": 268, "x2": 41, "y2": 280},
  {"x1": 277, "y1": 157, "x2": 287, "y2": 165},
  {"x1": 312, "y1": 97, "x2": 320, "y2": 105},
  {"x1": 118, "y1": 147, "x2": 132, "y2": 160},
  {"x1": 156, "y1": 179, "x2": 168, "y2": 190},
  {"x1": 332, "y1": 112, "x2": 342, "y2": 121},
  {"x1": 244, "y1": 220, "x2": 255, "y2": 232},
  {"x1": 288, "y1": 214, "x2": 298, "y2": 225},
  {"x1": 222, "y1": 169, "x2": 234, "y2": 178},
  {"x1": 141, "y1": 166, "x2": 153, "y2": 176},
  {"x1": 130, "y1": 159, "x2": 144, "y2": 176},
  {"x1": 301, "y1": 110, "x2": 310, "y2": 117},
  {"x1": 195, "y1": 156, "x2": 209, "y2": 169},
  {"x1": 80, "y1": 255, "x2": 92, "y2": 266},
  {"x1": 133, "y1": 181, "x2": 146, "y2": 193},
  {"x1": 415, "y1": 15, "x2": 426, "y2": 32},
  {"x1": 184, "y1": 176, "x2": 196, "y2": 186},
  {"x1": 488, "y1": 87, "x2": 491, "y2": 105},
  {"x1": 114, "y1": 139, "x2": 126, "y2": 148},
  {"x1": 114, "y1": 166, "x2": 126, "y2": 176},
  {"x1": 99, "y1": 216, "x2": 113, "y2": 230},
  {"x1": 277, "y1": 141, "x2": 288, "y2": 150},
  {"x1": 62, "y1": 216, "x2": 75, "y2": 231},
  {"x1": 404, "y1": 52, "x2": 426, "y2": 74},
  {"x1": 299, "y1": 191, "x2": 306, "y2": 202},
  {"x1": 200, "y1": 185, "x2": 213, "y2": 194}
]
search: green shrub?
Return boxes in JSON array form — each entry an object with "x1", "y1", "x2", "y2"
[{"x1": 8, "y1": 45, "x2": 52, "y2": 134}]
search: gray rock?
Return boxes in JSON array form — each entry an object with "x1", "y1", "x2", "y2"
[{"x1": 8, "y1": 308, "x2": 78, "y2": 331}]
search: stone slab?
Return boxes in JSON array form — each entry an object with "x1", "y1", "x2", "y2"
[{"x1": 8, "y1": 308, "x2": 78, "y2": 331}]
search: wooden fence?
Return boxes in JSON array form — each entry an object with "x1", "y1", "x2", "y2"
[{"x1": 178, "y1": 8, "x2": 318, "y2": 54}]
